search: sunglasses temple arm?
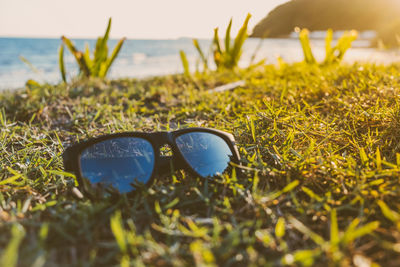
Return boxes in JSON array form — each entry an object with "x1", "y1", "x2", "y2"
[{"x1": 62, "y1": 149, "x2": 74, "y2": 173}]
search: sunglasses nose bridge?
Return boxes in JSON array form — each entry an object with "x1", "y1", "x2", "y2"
[
  {"x1": 151, "y1": 131, "x2": 174, "y2": 147},
  {"x1": 152, "y1": 132, "x2": 184, "y2": 177}
]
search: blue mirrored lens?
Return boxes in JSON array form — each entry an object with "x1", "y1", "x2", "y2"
[
  {"x1": 176, "y1": 132, "x2": 233, "y2": 177},
  {"x1": 79, "y1": 137, "x2": 155, "y2": 193}
]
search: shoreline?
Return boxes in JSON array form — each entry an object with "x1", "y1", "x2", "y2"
[
  {"x1": 1, "y1": 38, "x2": 400, "y2": 91},
  {"x1": 2, "y1": 59, "x2": 400, "y2": 93}
]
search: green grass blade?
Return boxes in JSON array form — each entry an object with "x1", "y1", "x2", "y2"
[
  {"x1": 230, "y1": 13, "x2": 251, "y2": 68},
  {"x1": 275, "y1": 217, "x2": 285, "y2": 238},
  {"x1": 58, "y1": 44, "x2": 67, "y2": 83},
  {"x1": 377, "y1": 200, "x2": 400, "y2": 222},
  {"x1": 213, "y1": 28, "x2": 222, "y2": 54},
  {"x1": 76, "y1": 51, "x2": 91, "y2": 77},
  {"x1": 96, "y1": 18, "x2": 112, "y2": 60},
  {"x1": 330, "y1": 209, "x2": 339, "y2": 246},
  {"x1": 376, "y1": 147, "x2": 382, "y2": 171},
  {"x1": 346, "y1": 221, "x2": 380, "y2": 243},
  {"x1": 342, "y1": 218, "x2": 360, "y2": 245},
  {"x1": 334, "y1": 30, "x2": 358, "y2": 61},
  {"x1": 61, "y1": 36, "x2": 78, "y2": 54},
  {"x1": 213, "y1": 28, "x2": 222, "y2": 69},
  {"x1": 325, "y1": 29, "x2": 333, "y2": 53},
  {"x1": 0, "y1": 224, "x2": 26, "y2": 267},
  {"x1": 94, "y1": 37, "x2": 103, "y2": 60},
  {"x1": 289, "y1": 216, "x2": 325, "y2": 246},
  {"x1": 292, "y1": 250, "x2": 318, "y2": 267},
  {"x1": 99, "y1": 37, "x2": 125, "y2": 78},
  {"x1": 93, "y1": 37, "x2": 108, "y2": 76},
  {"x1": 282, "y1": 180, "x2": 299, "y2": 193},
  {"x1": 193, "y1": 39, "x2": 208, "y2": 70},
  {"x1": 110, "y1": 211, "x2": 127, "y2": 253},
  {"x1": 359, "y1": 147, "x2": 368, "y2": 165},
  {"x1": 93, "y1": 18, "x2": 112, "y2": 75},
  {"x1": 179, "y1": 50, "x2": 190, "y2": 76},
  {"x1": 103, "y1": 17, "x2": 112, "y2": 43},
  {"x1": 19, "y1": 56, "x2": 40, "y2": 74},
  {"x1": 302, "y1": 186, "x2": 323, "y2": 202},
  {"x1": 225, "y1": 18, "x2": 232, "y2": 53},
  {"x1": 84, "y1": 43, "x2": 93, "y2": 71},
  {"x1": 299, "y1": 29, "x2": 316, "y2": 64},
  {"x1": 324, "y1": 29, "x2": 334, "y2": 64},
  {"x1": 62, "y1": 36, "x2": 91, "y2": 76}
]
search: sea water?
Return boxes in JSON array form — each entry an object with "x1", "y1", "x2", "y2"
[{"x1": 0, "y1": 37, "x2": 399, "y2": 90}]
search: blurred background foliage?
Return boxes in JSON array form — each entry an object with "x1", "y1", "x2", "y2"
[
  {"x1": 59, "y1": 18, "x2": 126, "y2": 82},
  {"x1": 180, "y1": 14, "x2": 252, "y2": 75}
]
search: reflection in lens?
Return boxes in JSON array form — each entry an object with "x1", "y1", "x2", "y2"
[
  {"x1": 79, "y1": 137, "x2": 155, "y2": 193},
  {"x1": 176, "y1": 132, "x2": 233, "y2": 178}
]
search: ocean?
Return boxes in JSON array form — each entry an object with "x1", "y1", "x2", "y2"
[{"x1": 0, "y1": 37, "x2": 399, "y2": 90}]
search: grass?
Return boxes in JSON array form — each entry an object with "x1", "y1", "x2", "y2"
[{"x1": 1, "y1": 61, "x2": 400, "y2": 266}]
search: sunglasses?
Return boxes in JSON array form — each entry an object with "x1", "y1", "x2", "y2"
[{"x1": 62, "y1": 128, "x2": 240, "y2": 197}]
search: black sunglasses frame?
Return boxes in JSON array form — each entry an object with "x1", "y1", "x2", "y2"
[{"x1": 63, "y1": 128, "x2": 240, "y2": 197}]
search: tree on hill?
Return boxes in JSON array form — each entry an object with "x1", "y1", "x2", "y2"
[{"x1": 251, "y1": 0, "x2": 400, "y2": 47}]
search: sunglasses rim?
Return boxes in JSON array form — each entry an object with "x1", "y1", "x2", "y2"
[
  {"x1": 78, "y1": 136, "x2": 158, "y2": 194},
  {"x1": 173, "y1": 131, "x2": 238, "y2": 179},
  {"x1": 63, "y1": 128, "x2": 240, "y2": 197}
]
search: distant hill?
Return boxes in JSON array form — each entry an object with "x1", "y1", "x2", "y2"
[{"x1": 251, "y1": 0, "x2": 400, "y2": 46}]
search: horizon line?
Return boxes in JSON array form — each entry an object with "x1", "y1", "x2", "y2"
[{"x1": 0, "y1": 34, "x2": 216, "y2": 41}]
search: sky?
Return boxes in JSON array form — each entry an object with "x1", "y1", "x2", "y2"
[{"x1": 0, "y1": 0, "x2": 288, "y2": 39}]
